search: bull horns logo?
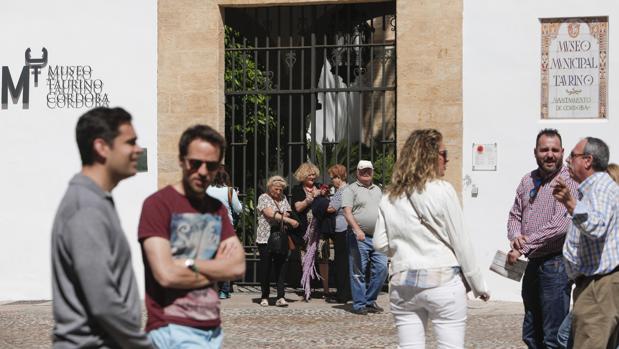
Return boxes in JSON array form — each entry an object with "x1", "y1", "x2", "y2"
[{"x1": 25, "y1": 47, "x2": 48, "y2": 86}]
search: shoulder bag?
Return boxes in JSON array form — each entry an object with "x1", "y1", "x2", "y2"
[
  {"x1": 267, "y1": 199, "x2": 295, "y2": 254},
  {"x1": 405, "y1": 192, "x2": 472, "y2": 293}
]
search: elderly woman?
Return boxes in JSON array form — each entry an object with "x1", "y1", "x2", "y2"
[
  {"x1": 300, "y1": 183, "x2": 335, "y2": 300},
  {"x1": 326, "y1": 164, "x2": 351, "y2": 303},
  {"x1": 256, "y1": 175, "x2": 299, "y2": 307},
  {"x1": 373, "y1": 129, "x2": 490, "y2": 348},
  {"x1": 291, "y1": 162, "x2": 320, "y2": 246}
]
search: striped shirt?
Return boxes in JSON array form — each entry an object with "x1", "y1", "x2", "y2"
[
  {"x1": 563, "y1": 172, "x2": 619, "y2": 279},
  {"x1": 507, "y1": 166, "x2": 578, "y2": 258}
]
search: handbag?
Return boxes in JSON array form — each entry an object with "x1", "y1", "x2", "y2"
[
  {"x1": 267, "y1": 200, "x2": 293, "y2": 254},
  {"x1": 267, "y1": 219, "x2": 289, "y2": 254},
  {"x1": 405, "y1": 191, "x2": 472, "y2": 293}
]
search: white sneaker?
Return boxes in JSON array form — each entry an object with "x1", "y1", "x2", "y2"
[
  {"x1": 276, "y1": 298, "x2": 288, "y2": 307},
  {"x1": 260, "y1": 299, "x2": 269, "y2": 307}
]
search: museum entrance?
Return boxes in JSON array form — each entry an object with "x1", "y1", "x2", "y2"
[{"x1": 224, "y1": 2, "x2": 396, "y2": 286}]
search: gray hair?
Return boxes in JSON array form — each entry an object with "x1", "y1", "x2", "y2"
[{"x1": 583, "y1": 137, "x2": 610, "y2": 171}]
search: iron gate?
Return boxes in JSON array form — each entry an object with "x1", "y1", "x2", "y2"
[{"x1": 224, "y1": 2, "x2": 396, "y2": 285}]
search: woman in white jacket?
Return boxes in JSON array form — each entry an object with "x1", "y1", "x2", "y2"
[{"x1": 373, "y1": 129, "x2": 490, "y2": 349}]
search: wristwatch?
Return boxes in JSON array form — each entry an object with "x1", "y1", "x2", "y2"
[{"x1": 185, "y1": 258, "x2": 198, "y2": 273}]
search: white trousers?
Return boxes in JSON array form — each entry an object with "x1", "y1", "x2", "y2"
[{"x1": 389, "y1": 276, "x2": 467, "y2": 349}]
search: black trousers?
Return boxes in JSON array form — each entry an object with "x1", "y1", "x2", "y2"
[
  {"x1": 334, "y1": 230, "x2": 352, "y2": 302},
  {"x1": 257, "y1": 243, "x2": 288, "y2": 299}
]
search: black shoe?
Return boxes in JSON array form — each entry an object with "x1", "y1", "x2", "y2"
[
  {"x1": 366, "y1": 302, "x2": 384, "y2": 313},
  {"x1": 325, "y1": 296, "x2": 340, "y2": 304},
  {"x1": 351, "y1": 307, "x2": 368, "y2": 315}
]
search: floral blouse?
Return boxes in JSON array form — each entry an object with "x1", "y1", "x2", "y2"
[{"x1": 255, "y1": 193, "x2": 292, "y2": 244}]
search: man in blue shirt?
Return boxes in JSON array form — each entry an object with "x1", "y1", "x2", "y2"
[{"x1": 553, "y1": 137, "x2": 619, "y2": 349}]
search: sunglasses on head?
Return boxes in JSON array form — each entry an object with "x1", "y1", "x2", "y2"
[{"x1": 186, "y1": 158, "x2": 219, "y2": 172}]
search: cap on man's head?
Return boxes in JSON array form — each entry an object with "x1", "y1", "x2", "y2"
[{"x1": 357, "y1": 160, "x2": 374, "y2": 170}]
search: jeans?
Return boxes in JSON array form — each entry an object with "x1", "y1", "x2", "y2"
[
  {"x1": 556, "y1": 312, "x2": 573, "y2": 349},
  {"x1": 257, "y1": 243, "x2": 288, "y2": 299},
  {"x1": 521, "y1": 254, "x2": 571, "y2": 349},
  {"x1": 218, "y1": 281, "x2": 230, "y2": 294},
  {"x1": 148, "y1": 324, "x2": 223, "y2": 349},
  {"x1": 348, "y1": 231, "x2": 388, "y2": 311},
  {"x1": 390, "y1": 276, "x2": 467, "y2": 349}
]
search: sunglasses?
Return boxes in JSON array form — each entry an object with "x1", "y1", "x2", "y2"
[
  {"x1": 186, "y1": 158, "x2": 219, "y2": 172},
  {"x1": 439, "y1": 150, "x2": 448, "y2": 160}
]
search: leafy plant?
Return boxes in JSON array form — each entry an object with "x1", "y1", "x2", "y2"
[
  {"x1": 372, "y1": 151, "x2": 395, "y2": 186},
  {"x1": 224, "y1": 26, "x2": 278, "y2": 137},
  {"x1": 235, "y1": 187, "x2": 257, "y2": 246}
]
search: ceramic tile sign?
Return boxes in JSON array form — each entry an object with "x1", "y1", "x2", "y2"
[
  {"x1": 541, "y1": 17, "x2": 608, "y2": 119},
  {"x1": 472, "y1": 143, "x2": 497, "y2": 171}
]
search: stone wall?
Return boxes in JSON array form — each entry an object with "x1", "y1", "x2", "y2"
[{"x1": 396, "y1": 0, "x2": 463, "y2": 193}]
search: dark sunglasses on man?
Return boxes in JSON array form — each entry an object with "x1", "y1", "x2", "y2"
[{"x1": 186, "y1": 158, "x2": 219, "y2": 172}]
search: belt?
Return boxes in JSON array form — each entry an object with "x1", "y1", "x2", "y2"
[
  {"x1": 574, "y1": 266, "x2": 619, "y2": 287},
  {"x1": 528, "y1": 251, "x2": 563, "y2": 262}
]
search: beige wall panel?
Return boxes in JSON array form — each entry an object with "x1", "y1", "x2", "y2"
[
  {"x1": 396, "y1": 0, "x2": 463, "y2": 194},
  {"x1": 158, "y1": 0, "x2": 224, "y2": 187}
]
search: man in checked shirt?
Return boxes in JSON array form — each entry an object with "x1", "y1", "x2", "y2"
[
  {"x1": 506, "y1": 128, "x2": 578, "y2": 349},
  {"x1": 553, "y1": 137, "x2": 619, "y2": 349}
]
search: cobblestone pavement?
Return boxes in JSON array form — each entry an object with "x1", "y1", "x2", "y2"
[{"x1": 0, "y1": 292, "x2": 526, "y2": 348}]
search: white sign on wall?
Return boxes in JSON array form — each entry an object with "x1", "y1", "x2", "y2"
[
  {"x1": 540, "y1": 17, "x2": 608, "y2": 119},
  {"x1": 472, "y1": 143, "x2": 497, "y2": 171}
]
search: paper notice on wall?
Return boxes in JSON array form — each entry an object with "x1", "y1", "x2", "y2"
[
  {"x1": 472, "y1": 143, "x2": 497, "y2": 171},
  {"x1": 489, "y1": 250, "x2": 527, "y2": 282}
]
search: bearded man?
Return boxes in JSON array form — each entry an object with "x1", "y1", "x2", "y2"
[{"x1": 506, "y1": 129, "x2": 578, "y2": 349}]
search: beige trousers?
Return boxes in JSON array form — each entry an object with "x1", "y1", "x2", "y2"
[{"x1": 572, "y1": 269, "x2": 619, "y2": 349}]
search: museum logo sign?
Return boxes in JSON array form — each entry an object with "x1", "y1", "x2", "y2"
[{"x1": 1, "y1": 47, "x2": 110, "y2": 110}]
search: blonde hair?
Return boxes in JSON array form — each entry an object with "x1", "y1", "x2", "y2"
[
  {"x1": 294, "y1": 162, "x2": 320, "y2": 182},
  {"x1": 266, "y1": 175, "x2": 288, "y2": 190},
  {"x1": 607, "y1": 163, "x2": 619, "y2": 184},
  {"x1": 386, "y1": 129, "x2": 442, "y2": 199}
]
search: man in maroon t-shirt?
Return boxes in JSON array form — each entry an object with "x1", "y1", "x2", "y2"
[{"x1": 138, "y1": 125, "x2": 245, "y2": 348}]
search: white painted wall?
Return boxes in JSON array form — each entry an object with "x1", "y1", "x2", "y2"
[
  {"x1": 0, "y1": 1, "x2": 157, "y2": 300},
  {"x1": 463, "y1": 0, "x2": 618, "y2": 301}
]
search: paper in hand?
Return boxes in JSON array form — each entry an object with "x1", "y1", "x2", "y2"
[{"x1": 489, "y1": 250, "x2": 527, "y2": 281}]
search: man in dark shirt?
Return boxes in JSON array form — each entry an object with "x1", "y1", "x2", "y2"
[
  {"x1": 51, "y1": 107, "x2": 152, "y2": 348},
  {"x1": 138, "y1": 125, "x2": 245, "y2": 348}
]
